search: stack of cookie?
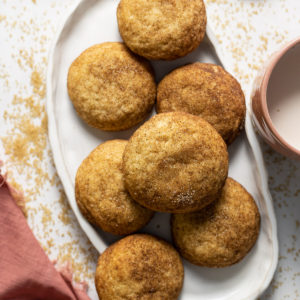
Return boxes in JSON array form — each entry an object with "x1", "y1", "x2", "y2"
[{"x1": 67, "y1": 0, "x2": 260, "y2": 299}]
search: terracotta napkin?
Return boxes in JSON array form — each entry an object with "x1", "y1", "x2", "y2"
[{"x1": 0, "y1": 173, "x2": 91, "y2": 300}]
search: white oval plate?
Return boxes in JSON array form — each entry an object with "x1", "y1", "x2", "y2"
[{"x1": 47, "y1": 1, "x2": 278, "y2": 299}]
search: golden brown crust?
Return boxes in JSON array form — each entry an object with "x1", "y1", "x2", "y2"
[
  {"x1": 95, "y1": 234, "x2": 184, "y2": 300},
  {"x1": 171, "y1": 178, "x2": 260, "y2": 267},
  {"x1": 117, "y1": 0, "x2": 206, "y2": 60},
  {"x1": 122, "y1": 112, "x2": 229, "y2": 213},
  {"x1": 75, "y1": 140, "x2": 154, "y2": 235},
  {"x1": 157, "y1": 63, "x2": 246, "y2": 144},
  {"x1": 67, "y1": 42, "x2": 156, "y2": 131}
]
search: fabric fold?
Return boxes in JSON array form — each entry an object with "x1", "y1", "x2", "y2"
[{"x1": 0, "y1": 174, "x2": 90, "y2": 300}]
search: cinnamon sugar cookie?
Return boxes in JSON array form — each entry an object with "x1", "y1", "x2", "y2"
[
  {"x1": 95, "y1": 234, "x2": 184, "y2": 300},
  {"x1": 157, "y1": 63, "x2": 246, "y2": 144},
  {"x1": 75, "y1": 140, "x2": 154, "y2": 235},
  {"x1": 122, "y1": 112, "x2": 228, "y2": 213},
  {"x1": 117, "y1": 0, "x2": 206, "y2": 60},
  {"x1": 67, "y1": 42, "x2": 156, "y2": 131},
  {"x1": 171, "y1": 178, "x2": 260, "y2": 267}
]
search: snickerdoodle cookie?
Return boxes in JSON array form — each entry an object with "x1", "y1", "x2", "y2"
[
  {"x1": 122, "y1": 112, "x2": 228, "y2": 213},
  {"x1": 75, "y1": 140, "x2": 154, "y2": 235},
  {"x1": 171, "y1": 178, "x2": 260, "y2": 267},
  {"x1": 67, "y1": 42, "x2": 156, "y2": 131},
  {"x1": 117, "y1": 0, "x2": 206, "y2": 60},
  {"x1": 95, "y1": 234, "x2": 184, "y2": 300},
  {"x1": 157, "y1": 63, "x2": 246, "y2": 144}
]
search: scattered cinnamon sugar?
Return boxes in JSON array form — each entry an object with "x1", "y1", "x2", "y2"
[
  {"x1": 31, "y1": 69, "x2": 46, "y2": 98},
  {"x1": 58, "y1": 191, "x2": 73, "y2": 226}
]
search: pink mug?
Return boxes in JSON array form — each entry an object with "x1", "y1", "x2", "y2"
[{"x1": 251, "y1": 37, "x2": 300, "y2": 160}]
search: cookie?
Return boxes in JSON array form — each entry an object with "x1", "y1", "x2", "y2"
[
  {"x1": 75, "y1": 140, "x2": 154, "y2": 235},
  {"x1": 171, "y1": 178, "x2": 260, "y2": 267},
  {"x1": 117, "y1": 0, "x2": 206, "y2": 60},
  {"x1": 157, "y1": 63, "x2": 246, "y2": 144},
  {"x1": 122, "y1": 112, "x2": 228, "y2": 213},
  {"x1": 95, "y1": 234, "x2": 184, "y2": 300},
  {"x1": 67, "y1": 42, "x2": 156, "y2": 131}
]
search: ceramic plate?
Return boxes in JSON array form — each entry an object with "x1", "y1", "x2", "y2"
[{"x1": 47, "y1": 1, "x2": 278, "y2": 299}]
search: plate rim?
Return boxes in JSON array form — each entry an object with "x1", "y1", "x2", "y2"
[{"x1": 46, "y1": 0, "x2": 279, "y2": 299}]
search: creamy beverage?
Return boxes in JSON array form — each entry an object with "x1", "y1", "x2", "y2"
[{"x1": 267, "y1": 44, "x2": 300, "y2": 150}]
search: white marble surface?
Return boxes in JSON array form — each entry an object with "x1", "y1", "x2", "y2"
[{"x1": 0, "y1": 0, "x2": 300, "y2": 299}]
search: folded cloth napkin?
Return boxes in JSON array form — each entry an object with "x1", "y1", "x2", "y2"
[{"x1": 0, "y1": 174, "x2": 91, "y2": 300}]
